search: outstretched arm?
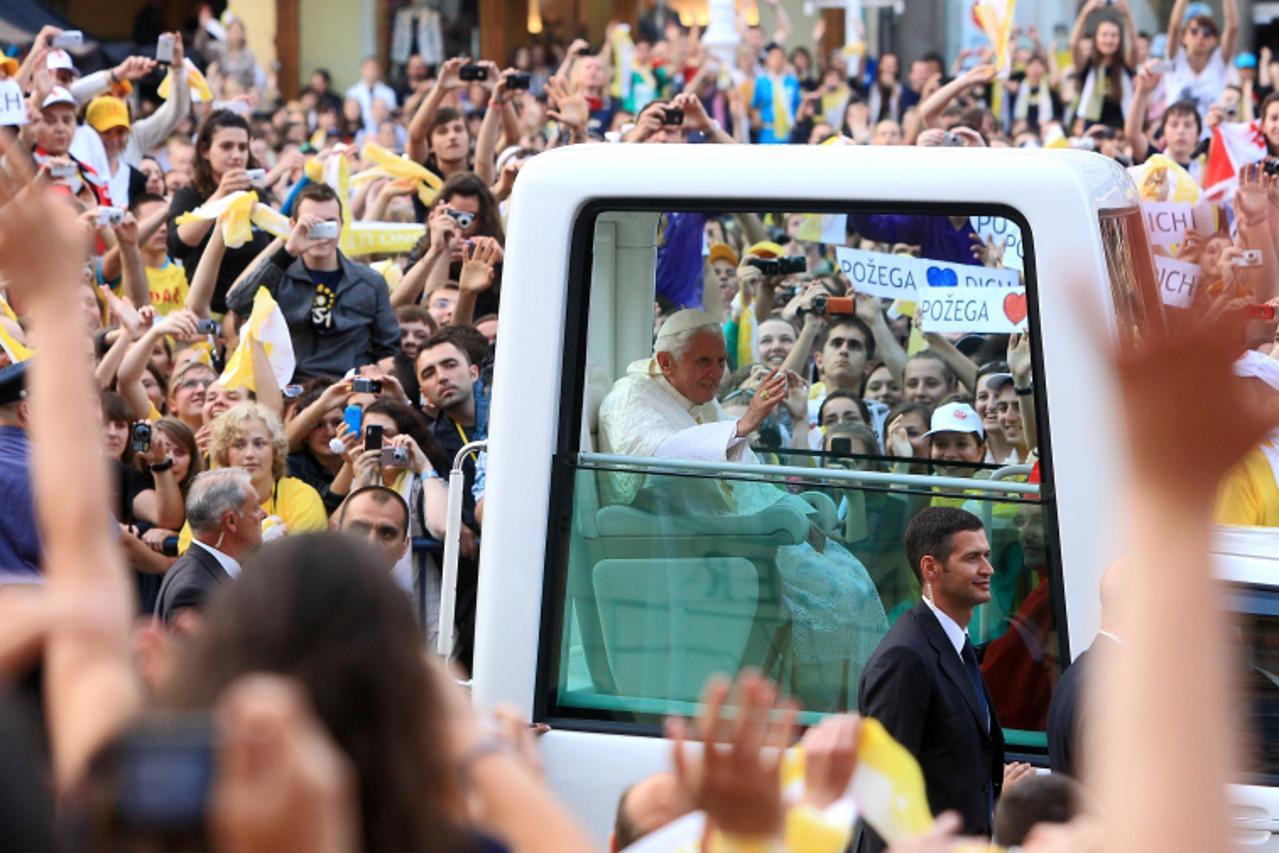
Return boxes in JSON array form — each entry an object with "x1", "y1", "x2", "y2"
[{"x1": 0, "y1": 148, "x2": 140, "y2": 791}]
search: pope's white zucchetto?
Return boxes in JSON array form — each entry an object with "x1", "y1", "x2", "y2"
[{"x1": 655, "y1": 309, "x2": 721, "y2": 340}]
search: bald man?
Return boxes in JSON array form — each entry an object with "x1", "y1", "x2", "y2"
[{"x1": 610, "y1": 773, "x2": 694, "y2": 852}]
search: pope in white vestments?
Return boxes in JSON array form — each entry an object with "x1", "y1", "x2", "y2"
[{"x1": 597, "y1": 310, "x2": 888, "y2": 710}]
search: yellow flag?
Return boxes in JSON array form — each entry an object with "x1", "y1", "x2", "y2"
[
  {"x1": 157, "y1": 59, "x2": 213, "y2": 103},
  {"x1": 850, "y1": 717, "x2": 935, "y2": 845},
  {"x1": 0, "y1": 319, "x2": 33, "y2": 363},
  {"x1": 359, "y1": 141, "x2": 443, "y2": 208},
  {"x1": 974, "y1": 0, "x2": 1018, "y2": 75},
  {"x1": 219, "y1": 287, "x2": 296, "y2": 393},
  {"x1": 1128, "y1": 153, "x2": 1202, "y2": 203},
  {"x1": 369, "y1": 259, "x2": 403, "y2": 293}
]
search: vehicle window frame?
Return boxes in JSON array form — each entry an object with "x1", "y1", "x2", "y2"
[{"x1": 535, "y1": 198, "x2": 1068, "y2": 748}]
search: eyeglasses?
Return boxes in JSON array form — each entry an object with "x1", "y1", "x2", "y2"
[
  {"x1": 179, "y1": 377, "x2": 213, "y2": 390},
  {"x1": 1188, "y1": 25, "x2": 1216, "y2": 37}
]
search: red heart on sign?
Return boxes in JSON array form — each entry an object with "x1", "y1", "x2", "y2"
[{"x1": 1003, "y1": 292, "x2": 1028, "y2": 326}]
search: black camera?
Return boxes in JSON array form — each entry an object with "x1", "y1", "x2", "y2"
[
  {"x1": 755, "y1": 421, "x2": 783, "y2": 450},
  {"x1": 1264, "y1": 159, "x2": 1279, "y2": 177},
  {"x1": 194, "y1": 319, "x2": 219, "y2": 335},
  {"x1": 662, "y1": 107, "x2": 684, "y2": 126},
  {"x1": 747, "y1": 256, "x2": 807, "y2": 276},
  {"x1": 459, "y1": 64, "x2": 488, "y2": 81},
  {"x1": 352, "y1": 378, "x2": 383, "y2": 394},
  {"x1": 94, "y1": 713, "x2": 216, "y2": 839},
  {"x1": 830, "y1": 437, "x2": 852, "y2": 455},
  {"x1": 130, "y1": 422, "x2": 152, "y2": 454},
  {"x1": 508, "y1": 71, "x2": 531, "y2": 90},
  {"x1": 161, "y1": 536, "x2": 179, "y2": 557}
]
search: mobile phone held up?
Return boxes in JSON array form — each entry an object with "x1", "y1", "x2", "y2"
[
  {"x1": 364, "y1": 424, "x2": 384, "y2": 452},
  {"x1": 352, "y1": 377, "x2": 382, "y2": 394},
  {"x1": 156, "y1": 33, "x2": 175, "y2": 66},
  {"x1": 459, "y1": 64, "x2": 488, "y2": 81},
  {"x1": 51, "y1": 30, "x2": 83, "y2": 49}
]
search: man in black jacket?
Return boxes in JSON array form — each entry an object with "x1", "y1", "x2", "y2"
[
  {"x1": 854, "y1": 507, "x2": 1005, "y2": 852},
  {"x1": 155, "y1": 468, "x2": 263, "y2": 626},
  {"x1": 229, "y1": 182, "x2": 399, "y2": 379}
]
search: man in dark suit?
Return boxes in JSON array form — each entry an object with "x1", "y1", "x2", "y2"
[
  {"x1": 854, "y1": 506, "x2": 1005, "y2": 853},
  {"x1": 1047, "y1": 561, "x2": 1124, "y2": 778},
  {"x1": 155, "y1": 468, "x2": 263, "y2": 626}
]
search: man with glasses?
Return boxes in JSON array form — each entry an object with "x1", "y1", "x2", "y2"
[{"x1": 1164, "y1": 0, "x2": 1239, "y2": 123}]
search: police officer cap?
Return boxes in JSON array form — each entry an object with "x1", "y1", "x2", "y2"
[{"x1": 0, "y1": 360, "x2": 29, "y2": 406}]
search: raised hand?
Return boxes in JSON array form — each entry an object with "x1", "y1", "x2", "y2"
[
  {"x1": 737, "y1": 368, "x2": 788, "y2": 437},
  {"x1": 667, "y1": 672, "x2": 798, "y2": 839}
]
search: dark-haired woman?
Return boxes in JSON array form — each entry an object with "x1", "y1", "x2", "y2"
[{"x1": 167, "y1": 109, "x2": 275, "y2": 315}]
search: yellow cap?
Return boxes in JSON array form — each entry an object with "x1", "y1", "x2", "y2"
[
  {"x1": 0, "y1": 56, "x2": 18, "y2": 77},
  {"x1": 707, "y1": 241, "x2": 739, "y2": 268},
  {"x1": 86, "y1": 96, "x2": 130, "y2": 132}
]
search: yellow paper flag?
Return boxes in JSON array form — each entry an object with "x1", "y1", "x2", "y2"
[
  {"x1": 974, "y1": 0, "x2": 1018, "y2": 75},
  {"x1": 1127, "y1": 153, "x2": 1202, "y2": 203},
  {"x1": 850, "y1": 717, "x2": 935, "y2": 845},
  {"x1": 369, "y1": 259, "x2": 403, "y2": 293},
  {"x1": 359, "y1": 141, "x2": 443, "y2": 208},
  {"x1": 219, "y1": 287, "x2": 296, "y2": 393},
  {"x1": 157, "y1": 59, "x2": 212, "y2": 103},
  {"x1": 0, "y1": 318, "x2": 33, "y2": 363}
]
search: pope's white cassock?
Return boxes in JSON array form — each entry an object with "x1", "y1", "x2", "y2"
[{"x1": 597, "y1": 311, "x2": 888, "y2": 710}]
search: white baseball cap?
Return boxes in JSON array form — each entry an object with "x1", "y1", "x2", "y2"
[
  {"x1": 1234, "y1": 350, "x2": 1279, "y2": 391},
  {"x1": 41, "y1": 86, "x2": 77, "y2": 110},
  {"x1": 45, "y1": 49, "x2": 79, "y2": 77},
  {"x1": 924, "y1": 402, "x2": 985, "y2": 439}
]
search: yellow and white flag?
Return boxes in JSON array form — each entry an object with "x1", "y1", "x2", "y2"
[
  {"x1": 974, "y1": 0, "x2": 1018, "y2": 75},
  {"x1": 219, "y1": 287, "x2": 295, "y2": 393},
  {"x1": 0, "y1": 319, "x2": 33, "y2": 363},
  {"x1": 157, "y1": 58, "x2": 213, "y2": 103},
  {"x1": 174, "y1": 190, "x2": 291, "y2": 248},
  {"x1": 850, "y1": 717, "x2": 935, "y2": 845}
]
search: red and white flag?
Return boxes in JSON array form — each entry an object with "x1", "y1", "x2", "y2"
[{"x1": 1203, "y1": 120, "x2": 1267, "y2": 202}]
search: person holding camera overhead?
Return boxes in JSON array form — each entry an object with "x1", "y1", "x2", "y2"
[{"x1": 229, "y1": 182, "x2": 400, "y2": 380}]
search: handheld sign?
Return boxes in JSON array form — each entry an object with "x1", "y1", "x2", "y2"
[
  {"x1": 1141, "y1": 201, "x2": 1193, "y2": 247},
  {"x1": 1153, "y1": 255, "x2": 1200, "y2": 309},
  {"x1": 920, "y1": 257, "x2": 1020, "y2": 290},
  {"x1": 969, "y1": 215, "x2": 1024, "y2": 271},
  {"x1": 835, "y1": 246, "x2": 920, "y2": 300},
  {"x1": 0, "y1": 80, "x2": 27, "y2": 127},
  {"x1": 917, "y1": 285, "x2": 1029, "y2": 335}
]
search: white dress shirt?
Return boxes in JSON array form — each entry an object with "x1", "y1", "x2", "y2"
[
  {"x1": 190, "y1": 538, "x2": 242, "y2": 579},
  {"x1": 924, "y1": 595, "x2": 968, "y2": 661}
]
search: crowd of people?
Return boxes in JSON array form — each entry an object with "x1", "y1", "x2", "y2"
[{"x1": 0, "y1": 0, "x2": 1276, "y2": 848}]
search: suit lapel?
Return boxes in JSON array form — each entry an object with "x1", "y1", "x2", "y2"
[{"x1": 914, "y1": 604, "x2": 990, "y2": 740}]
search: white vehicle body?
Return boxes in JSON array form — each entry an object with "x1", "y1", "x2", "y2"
[{"x1": 463, "y1": 144, "x2": 1279, "y2": 846}]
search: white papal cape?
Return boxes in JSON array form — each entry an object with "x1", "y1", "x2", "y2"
[{"x1": 597, "y1": 359, "x2": 888, "y2": 709}]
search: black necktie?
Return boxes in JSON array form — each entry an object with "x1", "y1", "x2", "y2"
[
  {"x1": 963, "y1": 637, "x2": 995, "y2": 823},
  {"x1": 961, "y1": 637, "x2": 990, "y2": 733}
]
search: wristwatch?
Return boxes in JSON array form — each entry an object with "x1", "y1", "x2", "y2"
[
  {"x1": 147, "y1": 458, "x2": 175, "y2": 473},
  {"x1": 1014, "y1": 383, "x2": 1034, "y2": 397}
]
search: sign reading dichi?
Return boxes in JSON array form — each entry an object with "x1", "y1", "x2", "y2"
[
  {"x1": 0, "y1": 80, "x2": 27, "y2": 127},
  {"x1": 1153, "y1": 255, "x2": 1200, "y2": 308},
  {"x1": 917, "y1": 286, "x2": 1029, "y2": 334},
  {"x1": 835, "y1": 246, "x2": 920, "y2": 299},
  {"x1": 1141, "y1": 201, "x2": 1193, "y2": 247}
]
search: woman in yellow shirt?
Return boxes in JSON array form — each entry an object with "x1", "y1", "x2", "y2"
[{"x1": 178, "y1": 402, "x2": 327, "y2": 551}]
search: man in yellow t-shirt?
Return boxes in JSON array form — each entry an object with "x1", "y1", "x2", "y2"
[{"x1": 1216, "y1": 351, "x2": 1279, "y2": 528}]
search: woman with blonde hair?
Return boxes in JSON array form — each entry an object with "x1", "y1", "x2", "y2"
[{"x1": 177, "y1": 402, "x2": 327, "y2": 551}]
